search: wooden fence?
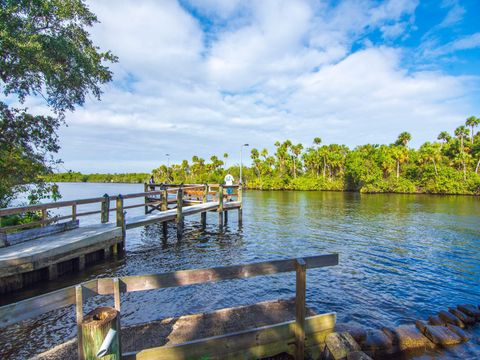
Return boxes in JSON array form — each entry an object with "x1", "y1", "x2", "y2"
[
  {"x1": 0, "y1": 253, "x2": 338, "y2": 359},
  {"x1": 0, "y1": 183, "x2": 240, "y2": 234}
]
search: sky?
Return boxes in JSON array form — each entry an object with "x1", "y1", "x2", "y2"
[{"x1": 50, "y1": 0, "x2": 480, "y2": 172}]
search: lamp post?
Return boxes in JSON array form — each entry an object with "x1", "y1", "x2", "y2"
[
  {"x1": 165, "y1": 154, "x2": 170, "y2": 182},
  {"x1": 165, "y1": 153, "x2": 170, "y2": 168},
  {"x1": 240, "y1": 144, "x2": 249, "y2": 185}
]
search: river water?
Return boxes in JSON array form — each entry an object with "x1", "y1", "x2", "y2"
[{"x1": 0, "y1": 183, "x2": 479, "y2": 359}]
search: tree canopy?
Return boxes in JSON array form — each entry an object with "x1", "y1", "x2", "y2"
[
  {"x1": 50, "y1": 117, "x2": 480, "y2": 196},
  {"x1": 0, "y1": 0, "x2": 117, "y2": 207}
]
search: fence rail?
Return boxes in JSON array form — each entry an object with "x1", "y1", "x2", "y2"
[
  {"x1": 0, "y1": 183, "x2": 241, "y2": 233},
  {"x1": 0, "y1": 254, "x2": 338, "y2": 328}
]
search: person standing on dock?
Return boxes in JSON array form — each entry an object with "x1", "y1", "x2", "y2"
[
  {"x1": 149, "y1": 175, "x2": 155, "y2": 191},
  {"x1": 224, "y1": 174, "x2": 234, "y2": 198}
]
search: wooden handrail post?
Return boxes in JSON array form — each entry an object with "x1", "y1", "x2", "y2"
[
  {"x1": 144, "y1": 183, "x2": 148, "y2": 214},
  {"x1": 161, "y1": 186, "x2": 168, "y2": 211},
  {"x1": 202, "y1": 184, "x2": 208, "y2": 203},
  {"x1": 176, "y1": 187, "x2": 184, "y2": 239},
  {"x1": 101, "y1": 194, "x2": 110, "y2": 223},
  {"x1": 218, "y1": 184, "x2": 224, "y2": 228},
  {"x1": 113, "y1": 278, "x2": 121, "y2": 312},
  {"x1": 295, "y1": 258, "x2": 306, "y2": 360},
  {"x1": 76, "y1": 285, "x2": 84, "y2": 360},
  {"x1": 201, "y1": 184, "x2": 208, "y2": 228},
  {"x1": 41, "y1": 209, "x2": 47, "y2": 227},
  {"x1": 72, "y1": 203, "x2": 77, "y2": 222},
  {"x1": 116, "y1": 195, "x2": 126, "y2": 253}
]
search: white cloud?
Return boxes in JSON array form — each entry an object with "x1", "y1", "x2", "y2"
[{"x1": 49, "y1": 0, "x2": 479, "y2": 173}]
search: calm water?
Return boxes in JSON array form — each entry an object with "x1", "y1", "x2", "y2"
[{"x1": 0, "y1": 183, "x2": 479, "y2": 359}]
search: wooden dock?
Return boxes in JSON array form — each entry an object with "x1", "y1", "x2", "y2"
[{"x1": 0, "y1": 184, "x2": 242, "y2": 294}]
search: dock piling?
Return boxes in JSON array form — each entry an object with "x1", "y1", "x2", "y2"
[
  {"x1": 144, "y1": 183, "x2": 148, "y2": 214},
  {"x1": 161, "y1": 186, "x2": 169, "y2": 239},
  {"x1": 176, "y1": 187, "x2": 184, "y2": 239},
  {"x1": 101, "y1": 194, "x2": 110, "y2": 223},
  {"x1": 116, "y1": 195, "x2": 126, "y2": 252},
  {"x1": 201, "y1": 184, "x2": 208, "y2": 228},
  {"x1": 218, "y1": 185, "x2": 224, "y2": 228}
]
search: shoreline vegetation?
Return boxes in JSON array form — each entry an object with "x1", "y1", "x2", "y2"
[{"x1": 47, "y1": 123, "x2": 480, "y2": 196}]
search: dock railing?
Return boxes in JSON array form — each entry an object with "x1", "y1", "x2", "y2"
[
  {"x1": 0, "y1": 253, "x2": 338, "y2": 360},
  {"x1": 0, "y1": 183, "x2": 240, "y2": 236}
]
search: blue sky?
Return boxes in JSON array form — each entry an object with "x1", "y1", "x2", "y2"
[{"x1": 46, "y1": 0, "x2": 480, "y2": 173}]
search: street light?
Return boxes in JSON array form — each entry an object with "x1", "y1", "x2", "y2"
[{"x1": 240, "y1": 144, "x2": 249, "y2": 185}]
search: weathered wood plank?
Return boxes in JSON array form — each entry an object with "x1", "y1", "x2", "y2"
[
  {"x1": 0, "y1": 280, "x2": 97, "y2": 328},
  {"x1": 123, "y1": 313, "x2": 336, "y2": 360},
  {"x1": 6, "y1": 220, "x2": 79, "y2": 246},
  {"x1": 97, "y1": 254, "x2": 339, "y2": 295}
]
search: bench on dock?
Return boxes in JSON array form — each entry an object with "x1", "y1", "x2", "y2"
[{"x1": 0, "y1": 253, "x2": 339, "y2": 360}]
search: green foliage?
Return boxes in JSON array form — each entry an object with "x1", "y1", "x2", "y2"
[
  {"x1": 46, "y1": 172, "x2": 150, "y2": 184},
  {"x1": 0, "y1": 0, "x2": 116, "y2": 207},
  {"x1": 48, "y1": 123, "x2": 480, "y2": 196}
]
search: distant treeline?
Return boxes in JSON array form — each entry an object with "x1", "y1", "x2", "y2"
[
  {"x1": 47, "y1": 172, "x2": 150, "y2": 184},
  {"x1": 50, "y1": 118, "x2": 480, "y2": 195}
]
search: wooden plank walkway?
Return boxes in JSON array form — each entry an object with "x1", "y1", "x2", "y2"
[{"x1": 0, "y1": 184, "x2": 243, "y2": 294}]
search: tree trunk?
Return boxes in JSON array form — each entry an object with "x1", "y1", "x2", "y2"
[
  {"x1": 476, "y1": 158, "x2": 480, "y2": 174},
  {"x1": 80, "y1": 307, "x2": 121, "y2": 360},
  {"x1": 396, "y1": 160, "x2": 400, "y2": 179},
  {"x1": 323, "y1": 156, "x2": 326, "y2": 178},
  {"x1": 433, "y1": 160, "x2": 438, "y2": 176}
]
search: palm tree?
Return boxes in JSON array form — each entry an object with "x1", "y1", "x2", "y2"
[
  {"x1": 395, "y1": 132, "x2": 412, "y2": 147},
  {"x1": 465, "y1": 116, "x2": 479, "y2": 144},
  {"x1": 454, "y1": 126, "x2": 469, "y2": 152},
  {"x1": 223, "y1": 152, "x2": 228, "y2": 169},
  {"x1": 454, "y1": 126, "x2": 470, "y2": 180},
  {"x1": 392, "y1": 146, "x2": 409, "y2": 179},
  {"x1": 291, "y1": 143, "x2": 303, "y2": 178},
  {"x1": 313, "y1": 137, "x2": 321, "y2": 146},
  {"x1": 437, "y1": 131, "x2": 451, "y2": 147}
]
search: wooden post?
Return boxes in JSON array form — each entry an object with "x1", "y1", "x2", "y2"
[
  {"x1": 101, "y1": 194, "x2": 110, "y2": 223},
  {"x1": 113, "y1": 278, "x2": 121, "y2": 312},
  {"x1": 224, "y1": 210, "x2": 228, "y2": 224},
  {"x1": 238, "y1": 184, "x2": 243, "y2": 226},
  {"x1": 161, "y1": 186, "x2": 168, "y2": 239},
  {"x1": 144, "y1": 183, "x2": 148, "y2": 214},
  {"x1": 295, "y1": 258, "x2": 306, "y2": 360},
  {"x1": 218, "y1": 185, "x2": 224, "y2": 228},
  {"x1": 72, "y1": 203, "x2": 77, "y2": 222},
  {"x1": 201, "y1": 184, "x2": 208, "y2": 228},
  {"x1": 176, "y1": 187, "x2": 184, "y2": 239},
  {"x1": 76, "y1": 285, "x2": 84, "y2": 360},
  {"x1": 161, "y1": 187, "x2": 168, "y2": 211},
  {"x1": 41, "y1": 208, "x2": 47, "y2": 227},
  {"x1": 0, "y1": 231, "x2": 6, "y2": 248},
  {"x1": 116, "y1": 195, "x2": 125, "y2": 252},
  {"x1": 80, "y1": 307, "x2": 121, "y2": 360}
]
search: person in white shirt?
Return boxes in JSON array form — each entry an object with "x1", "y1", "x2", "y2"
[{"x1": 224, "y1": 174, "x2": 234, "y2": 196}]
